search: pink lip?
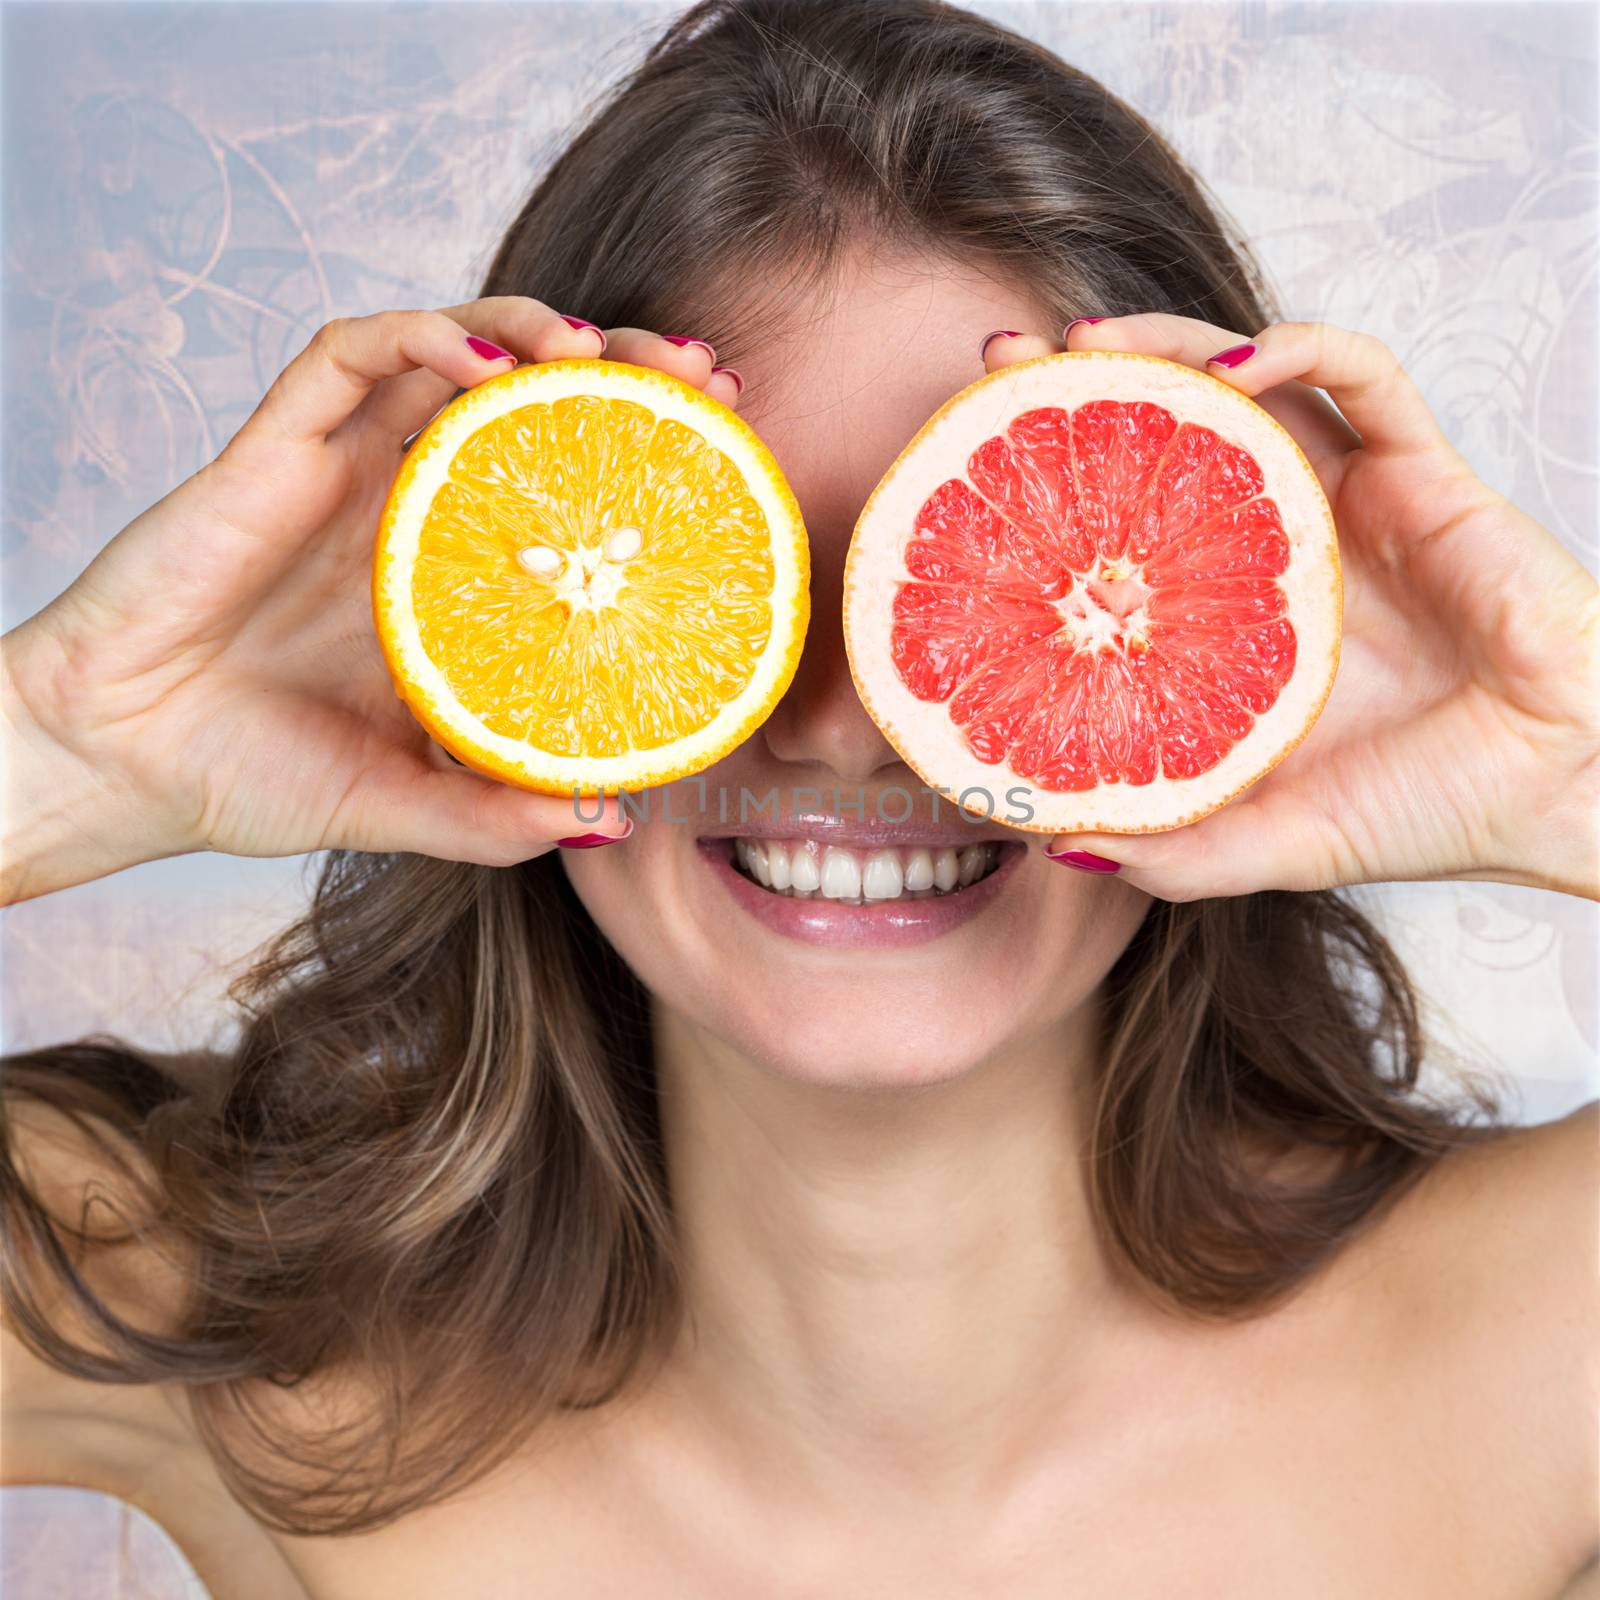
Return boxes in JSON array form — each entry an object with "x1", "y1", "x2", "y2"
[{"x1": 698, "y1": 838, "x2": 1026, "y2": 949}]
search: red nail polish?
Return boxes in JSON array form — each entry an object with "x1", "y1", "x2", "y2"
[
  {"x1": 560, "y1": 316, "x2": 607, "y2": 351},
  {"x1": 1045, "y1": 848, "x2": 1121, "y2": 873},
  {"x1": 980, "y1": 329, "x2": 1024, "y2": 357},
  {"x1": 661, "y1": 335, "x2": 716, "y2": 360},
  {"x1": 1207, "y1": 342, "x2": 1256, "y2": 369},
  {"x1": 1063, "y1": 316, "x2": 1109, "y2": 339},
  {"x1": 557, "y1": 832, "x2": 629, "y2": 849},
  {"x1": 711, "y1": 365, "x2": 744, "y2": 396},
  {"x1": 466, "y1": 335, "x2": 516, "y2": 363}
]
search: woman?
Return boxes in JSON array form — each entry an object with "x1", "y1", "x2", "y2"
[{"x1": 1, "y1": 1, "x2": 1595, "y2": 1594}]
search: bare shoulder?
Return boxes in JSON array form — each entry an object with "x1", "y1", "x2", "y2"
[
  {"x1": 1387, "y1": 1100, "x2": 1598, "y2": 1351},
  {"x1": 2, "y1": 1094, "x2": 310, "y2": 1600},
  {"x1": 1348, "y1": 1100, "x2": 1598, "y2": 1574}
]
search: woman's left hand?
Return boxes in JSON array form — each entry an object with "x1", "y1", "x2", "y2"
[{"x1": 984, "y1": 314, "x2": 1600, "y2": 902}]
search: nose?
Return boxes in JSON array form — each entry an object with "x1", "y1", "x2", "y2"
[{"x1": 758, "y1": 541, "x2": 903, "y2": 787}]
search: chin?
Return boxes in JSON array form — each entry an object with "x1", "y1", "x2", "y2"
[
  {"x1": 561, "y1": 798, "x2": 1149, "y2": 1094},
  {"x1": 696, "y1": 965, "x2": 1042, "y2": 1091}
]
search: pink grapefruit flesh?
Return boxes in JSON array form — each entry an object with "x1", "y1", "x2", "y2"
[{"x1": 842, "y1": 351, "x2": 1341, "y2": 834}]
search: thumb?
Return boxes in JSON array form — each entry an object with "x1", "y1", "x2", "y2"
[
  {"x1": 336, "y1": 763, "x2": 633, "y2": 865},
  {"x1": 1043, "y1": 794, "x2": 1332, "y2": 901}
]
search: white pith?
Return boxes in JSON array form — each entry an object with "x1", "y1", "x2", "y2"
[
  {"x1": 375, "y1": 362, "x2": 808, "y2": 794},
  {"x1": 842, "y1": 353, "x2": 1342, "y2": 835},
  {"x1": 1059, "y1": 571, "x2": 1151, "y2": 651},
  {"x1": 731, "y1": 838, "x2": 1002, "y2": 903}
]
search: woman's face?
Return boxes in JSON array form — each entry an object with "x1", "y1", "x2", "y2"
[{"x1": 566, "y1": 247, "x2": 1151, "y2": 1087}]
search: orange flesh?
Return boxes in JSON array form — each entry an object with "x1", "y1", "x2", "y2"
[
  {"x1": 411, "y1": 395, "x2": 776, "y2": 758},
  {"x1": 889, "y1": 400, "x2": 1297, "y2": 790}
]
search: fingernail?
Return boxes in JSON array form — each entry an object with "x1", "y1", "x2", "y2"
[
  {"x1": 466, "y1": 335, "x2": 516, "y2": 364},
  {"x1": 1063, "y1": 316, "x2": 1109, "y2": 339},
  {"x1": 1206, "y1": 342, "x2": 1256, "y2": 369},
  {"x1": 560, "y1": 315, "x2": 607, "y2": 352},
  {"x1": 710, "y1": 365, "x2": 744, "y2": 396},
  {"x1": 558, "y1": 830, "x2": 630, "y2": 849},
  {"x1": 980, "y1": 329, "x2": 1023, "y2": 357},
  {"x1": 661, "y1": 335, "x2": 716, "y2": 360},
  {"x1": 1045, "y1": 847, "x2": 1121, "y2": 873}
]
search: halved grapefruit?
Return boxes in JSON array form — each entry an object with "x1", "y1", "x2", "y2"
[{"x1": 842, "y1": 351, "x2": 1341, "y2": 834}]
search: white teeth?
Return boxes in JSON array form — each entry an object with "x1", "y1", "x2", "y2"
[
  {"x1": 790, "y1": 843, "x2": 822, "y2": 894},
  {"x1": 904, "y1": 848, "x2": 934, "y2": 892},
  {"x1": 732, "y1": 838, "x2": 1004, "y2": 904},
  {"x1": 748, "y1": 841, "x2": 772, "y2": 888},
  {"x1": 821, "y1": 846, "x2": 862, "y2": 901},
  {"x1": 767, "y1": 840, "x2": 792, "y2": 891},
  {"x1": 861, "y1": 849, "x2": 905, "y2": 900},
  {"x1": 736, "y1": 838, "x2": 775, "y2": 887}
]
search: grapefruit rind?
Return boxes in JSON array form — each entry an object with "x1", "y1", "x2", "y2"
[
  {"x1": 373, "y1": 359, "x2": 810, "y2": 797},
  {"x1": 842, "y1": 351, "x2": 1341, "y2": 835}
]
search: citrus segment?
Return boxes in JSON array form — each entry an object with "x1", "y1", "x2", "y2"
[
  {"x1": 898, "y1": 410, "x2": 1297, "y2": 787},
  {"x1": 843, "y1": 351, "x2": 1340, "y2": 834},
  {"x1": 374, "y1": 360, "x2": 809, "y2": 795}
]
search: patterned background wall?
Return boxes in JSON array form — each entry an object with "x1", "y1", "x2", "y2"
[{"x1": 2, "y1": 1, "x2": 1595, "y2": 1124}]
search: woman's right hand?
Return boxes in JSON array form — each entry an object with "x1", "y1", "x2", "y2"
[{"x1": 0, "y1": 298, "x2": 742, "y2": 904}]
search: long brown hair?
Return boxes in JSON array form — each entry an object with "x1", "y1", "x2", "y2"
[{"x1": 1, "y1": 0, "x2": 1499, "y2": 1536}]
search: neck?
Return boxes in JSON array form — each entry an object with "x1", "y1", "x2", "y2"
[{"x1": 649, "y1": 997, "x2": 1130, "y2": 1504}]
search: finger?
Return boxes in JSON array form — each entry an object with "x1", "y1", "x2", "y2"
[
  {"x1": 705, "y1": 365, "x2": 745, "y2": 409},
  {"x1": 1063, "y1": 308, "x2": 1259, "y2": 364},
  {"x1": 253, "y1": 301, "x2": 606, "y2": 448},
  {"x1": 400, "y1": 356, "x2": 748, "y2": 464},
  {"x1": 362, "y1": 300, "x2": 608, "y2": 439},
  {"x1": 247, "y1": 309, "x2": 506, "y2": 446},
  {"x1": 1195, "y1": 321, "x2": 1454, "y2": 462},
  {"x1": 384, "y1": 320, "x2": 739, "y2": 451},
  {"x1": 400, "y1": 350, "x2": 748, "y2": 464},
  {"x1": 1066, "y1": 311, "x2": 1364, "y2": 468},
  {"x1": 602, "y1": 327, "x2": 719, "y2": 387},
  {"x1": 336, "y1": 762, "x2": 633, "y2": 866},
  {"x1": 1041, "y1": 790, "x2": 1344, "y2": 902},
  {"x1": 980, "y1": 328, "x2": 1058, "y2": 372},
  {"x1": 1062, "y1": 312, "x2": 1427, "y2": 460}
]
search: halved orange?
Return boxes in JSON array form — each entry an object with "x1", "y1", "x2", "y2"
[{"x1": 373, "y1": 360, "x2": 809, "y2": 795}]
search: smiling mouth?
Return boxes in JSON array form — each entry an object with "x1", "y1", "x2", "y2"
[{"x1": 724, "y1": 837, "x2": 1009, "y2": 906}]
